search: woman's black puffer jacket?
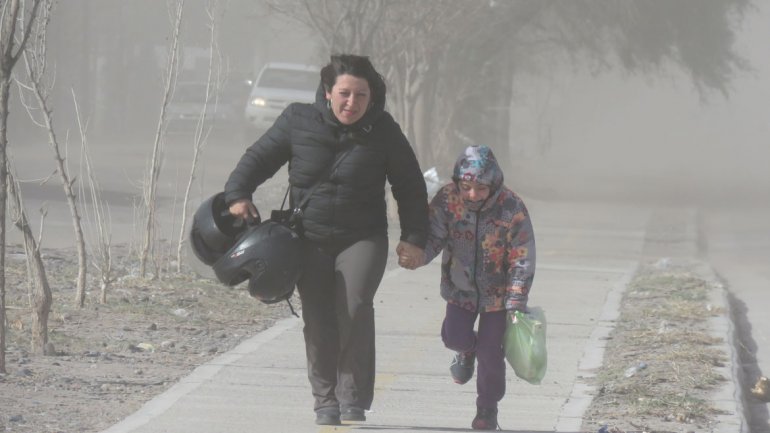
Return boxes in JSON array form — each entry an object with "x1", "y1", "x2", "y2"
[{"x1": 224, "y1": 85, "x2": 428, "y2": 248}]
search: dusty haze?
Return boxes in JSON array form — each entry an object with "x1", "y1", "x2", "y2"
[{"x1": 5, "y1": 1, "x2": 769, "y2": 249}]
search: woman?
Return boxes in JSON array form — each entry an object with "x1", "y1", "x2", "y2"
[
  {"x1": 399, "y1": 145, "x2": 536, "y2": 430},
  {"x1": 224, "y1": 54, "x2": 427, "y2": 425}
]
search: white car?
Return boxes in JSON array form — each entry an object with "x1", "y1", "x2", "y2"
[{"x1": 244, "y1": 62, "x2": 320, "y2": 136}]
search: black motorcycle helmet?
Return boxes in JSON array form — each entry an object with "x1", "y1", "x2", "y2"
[
  {"x1": 189, "y1": 192, "x2": 247, "y2": 266},
  {"x1": 212, "y1": 221, "x2": 303, "y2": 304}
]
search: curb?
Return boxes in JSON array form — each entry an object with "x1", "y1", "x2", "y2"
[
  {"x1": 554, "y1": 267, "x2": 636, "y2": 432},
  {"x1": 696, "y1": 262, "x2": 748, "y2": 433}
]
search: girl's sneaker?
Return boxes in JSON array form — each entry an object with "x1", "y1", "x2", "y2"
[
  {"x1": 471, "y1": 407, "x2": 499, "y2": 430},
  {"x1": 449, "y1": 351, "x2": 476, "y2": 384}
]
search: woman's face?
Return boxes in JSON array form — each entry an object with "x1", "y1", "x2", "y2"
[
  {"x1": 325, "y1": 74, "x2": 371, "y2": 125},
  {"x1": 458, "y1": 180, "x2": 491, "y2": 203}
]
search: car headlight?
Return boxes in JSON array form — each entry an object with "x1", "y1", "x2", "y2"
[{"x1": 250, "y1": 97, "x2": 267, "y2": 107}]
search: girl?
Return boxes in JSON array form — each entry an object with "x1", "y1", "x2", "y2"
[{"x1": 398, "y1": 145, "x2": 536, "y2": 430}]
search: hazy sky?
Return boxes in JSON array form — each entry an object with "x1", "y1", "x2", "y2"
[{"x1": 528, "y1": 2, "x2": 770, "y2": 200}]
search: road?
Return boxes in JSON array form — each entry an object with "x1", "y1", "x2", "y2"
[
  {"x1": 6, "y1": 132, "x2": 286, "y2": 250},
  {"x1": 703, "y1": 205, "x2": 770, "y2": 433}
]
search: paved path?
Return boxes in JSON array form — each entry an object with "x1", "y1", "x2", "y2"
[{"x1": 92, "y1": 199, "x2": 743, "y2": 433}]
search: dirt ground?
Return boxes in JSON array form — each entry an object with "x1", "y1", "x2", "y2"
[
  {"x1": 0, "y1": 244, "x2": 299, "y2": 433},
  {"x1": 0, "y1": 246, "x2": 730, "y2": 433}
]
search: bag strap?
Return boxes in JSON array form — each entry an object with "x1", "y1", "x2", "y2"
[{"x1": 280, "y1": 147, "x2": 354, "y2": 214}]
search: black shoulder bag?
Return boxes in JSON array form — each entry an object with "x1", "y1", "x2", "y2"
[{"x1": 270, "y1": 148, "x2": 353, "y2": 231}]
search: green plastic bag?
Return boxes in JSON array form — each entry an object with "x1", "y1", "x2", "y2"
[{"x1": 503, "y1": 307, "x2": 547, "y2": 384}]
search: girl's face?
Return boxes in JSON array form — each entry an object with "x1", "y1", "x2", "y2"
[
  {"x1": 325, "y1": 74, "x2": 371, "y2": 125},
  {"x1": 458, "y1": 180, "x2": 491, "y2": 203}
]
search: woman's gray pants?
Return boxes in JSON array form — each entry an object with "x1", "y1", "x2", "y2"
[{"x1": 296, "y1": 234, "x2": 388, "y2": 413}]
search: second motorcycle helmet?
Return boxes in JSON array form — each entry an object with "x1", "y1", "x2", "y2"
[{"x1": 212, "y1": 221, "x2": 303, "y2": 304}]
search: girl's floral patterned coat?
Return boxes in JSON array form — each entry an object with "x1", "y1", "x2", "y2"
[{"x1": 423, "y1": 145, "x2": 536, "y2": 313}]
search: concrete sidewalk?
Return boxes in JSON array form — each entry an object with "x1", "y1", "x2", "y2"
[{"x1": 99, "y1": 200, "x2": 742, "y2": 433}]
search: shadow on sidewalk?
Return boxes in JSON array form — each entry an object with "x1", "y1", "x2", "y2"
[{"x1": 352, "y1": 425, "x2": 584, "y2": 433}]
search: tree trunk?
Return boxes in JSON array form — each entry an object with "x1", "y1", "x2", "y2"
[
  {"x1": 140, "y1": 0, "x2": 184, "y2": 278},
  {"x1": 0, "y1": 0, "x2": 22, "y2": 375},
  {"x1": 73, "y1": 90, "x2": 114, "y2": 304},
  {"x1": 0, "y1": 76, "x2": 10, "y2": 374},
  {"x1": 17, "y1": 0, "x2": 88, "y2": 306},
  {"x1": 32, "y1": 92, "x2": 88, "y2": 306},
  {"x1": 7, "y1": 169, "x2": 52, "y2": 355},
  {"x1": 177, "y1": 0, "x2": 220, "y2": 272}
]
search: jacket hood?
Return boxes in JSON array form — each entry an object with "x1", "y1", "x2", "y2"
[
  {"x1": 314, "y1": 81, "x2": 385, "y2": 130},
  {"x1": 452, "y1": 145, "x2": 504, "y2": 191},
  {"x1": 452, "y1": 145, "x2": 504, "y2": 212}
]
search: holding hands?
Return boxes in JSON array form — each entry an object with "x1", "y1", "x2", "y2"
[{"x1": 396, "y1": 241, "x2": 425, "y2": 270}]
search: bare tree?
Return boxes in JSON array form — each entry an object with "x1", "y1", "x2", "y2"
[
  {"x1": 263, "y1": 0, "x2": 751, "y2": 171},
  {"x1": 16, "y1": 0, "x2": 89, "y2": 307},
  {"x1": 6, "y1": 162, "x2": 52, "y2": 355},
  {"x1": 262, "y1": 0, "x2": 528, "y2": 165},
  {"x1": 73, "y1": 90, "x2": 114, "y2": 303},
  {"x1": 139, "y1": 0, "x2": 185, "y2": 278},
  {"x1": 0, "y1": 0, "x2": 45, "y2": 374},
  {"x1": 175, "y1": 0, "x2": 226, "y2": 272}
]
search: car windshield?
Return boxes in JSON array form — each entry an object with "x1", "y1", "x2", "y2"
[{"x1": 257, "y1": 68, "x2": 318, "y2": 92}]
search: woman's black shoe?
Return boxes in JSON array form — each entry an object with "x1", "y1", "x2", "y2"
[
  {"x1": 341, "y1": 406, "x2": 366, "y2": 422},
  {"x1": 315, "y1": 408, "x2": 341, "y2": 425}
]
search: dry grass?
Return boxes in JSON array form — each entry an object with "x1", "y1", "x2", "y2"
[{"x1": 582, "y1": 263, "x2": 728, "y2": 433}]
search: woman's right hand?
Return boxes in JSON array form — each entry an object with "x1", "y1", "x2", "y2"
[
  {"x1": 396, "y1": 241, "x2": 425, "y2": 270},
  {"x1": 228, "y1": 199, "x2": 260, "y2": 221}
]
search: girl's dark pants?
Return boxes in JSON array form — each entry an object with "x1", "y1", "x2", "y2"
[
  {"x1": 442, "y1": 302, "x2": 507, "y2": 409},
  {"x1": 296, "y1": 234, "x2": 388, "y2": 413}
]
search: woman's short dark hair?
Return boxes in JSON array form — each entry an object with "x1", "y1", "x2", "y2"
[{"x1": 320, "y1": 54, "x2": 386, "y2": 106}]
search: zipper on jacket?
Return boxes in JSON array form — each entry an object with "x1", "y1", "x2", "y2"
[
  {"x1": 471, "y1": 194, "x2": 494, "y2": 313},
  {"x1": 473, "y1": 210, "x2": 481, "y2": 312}
]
